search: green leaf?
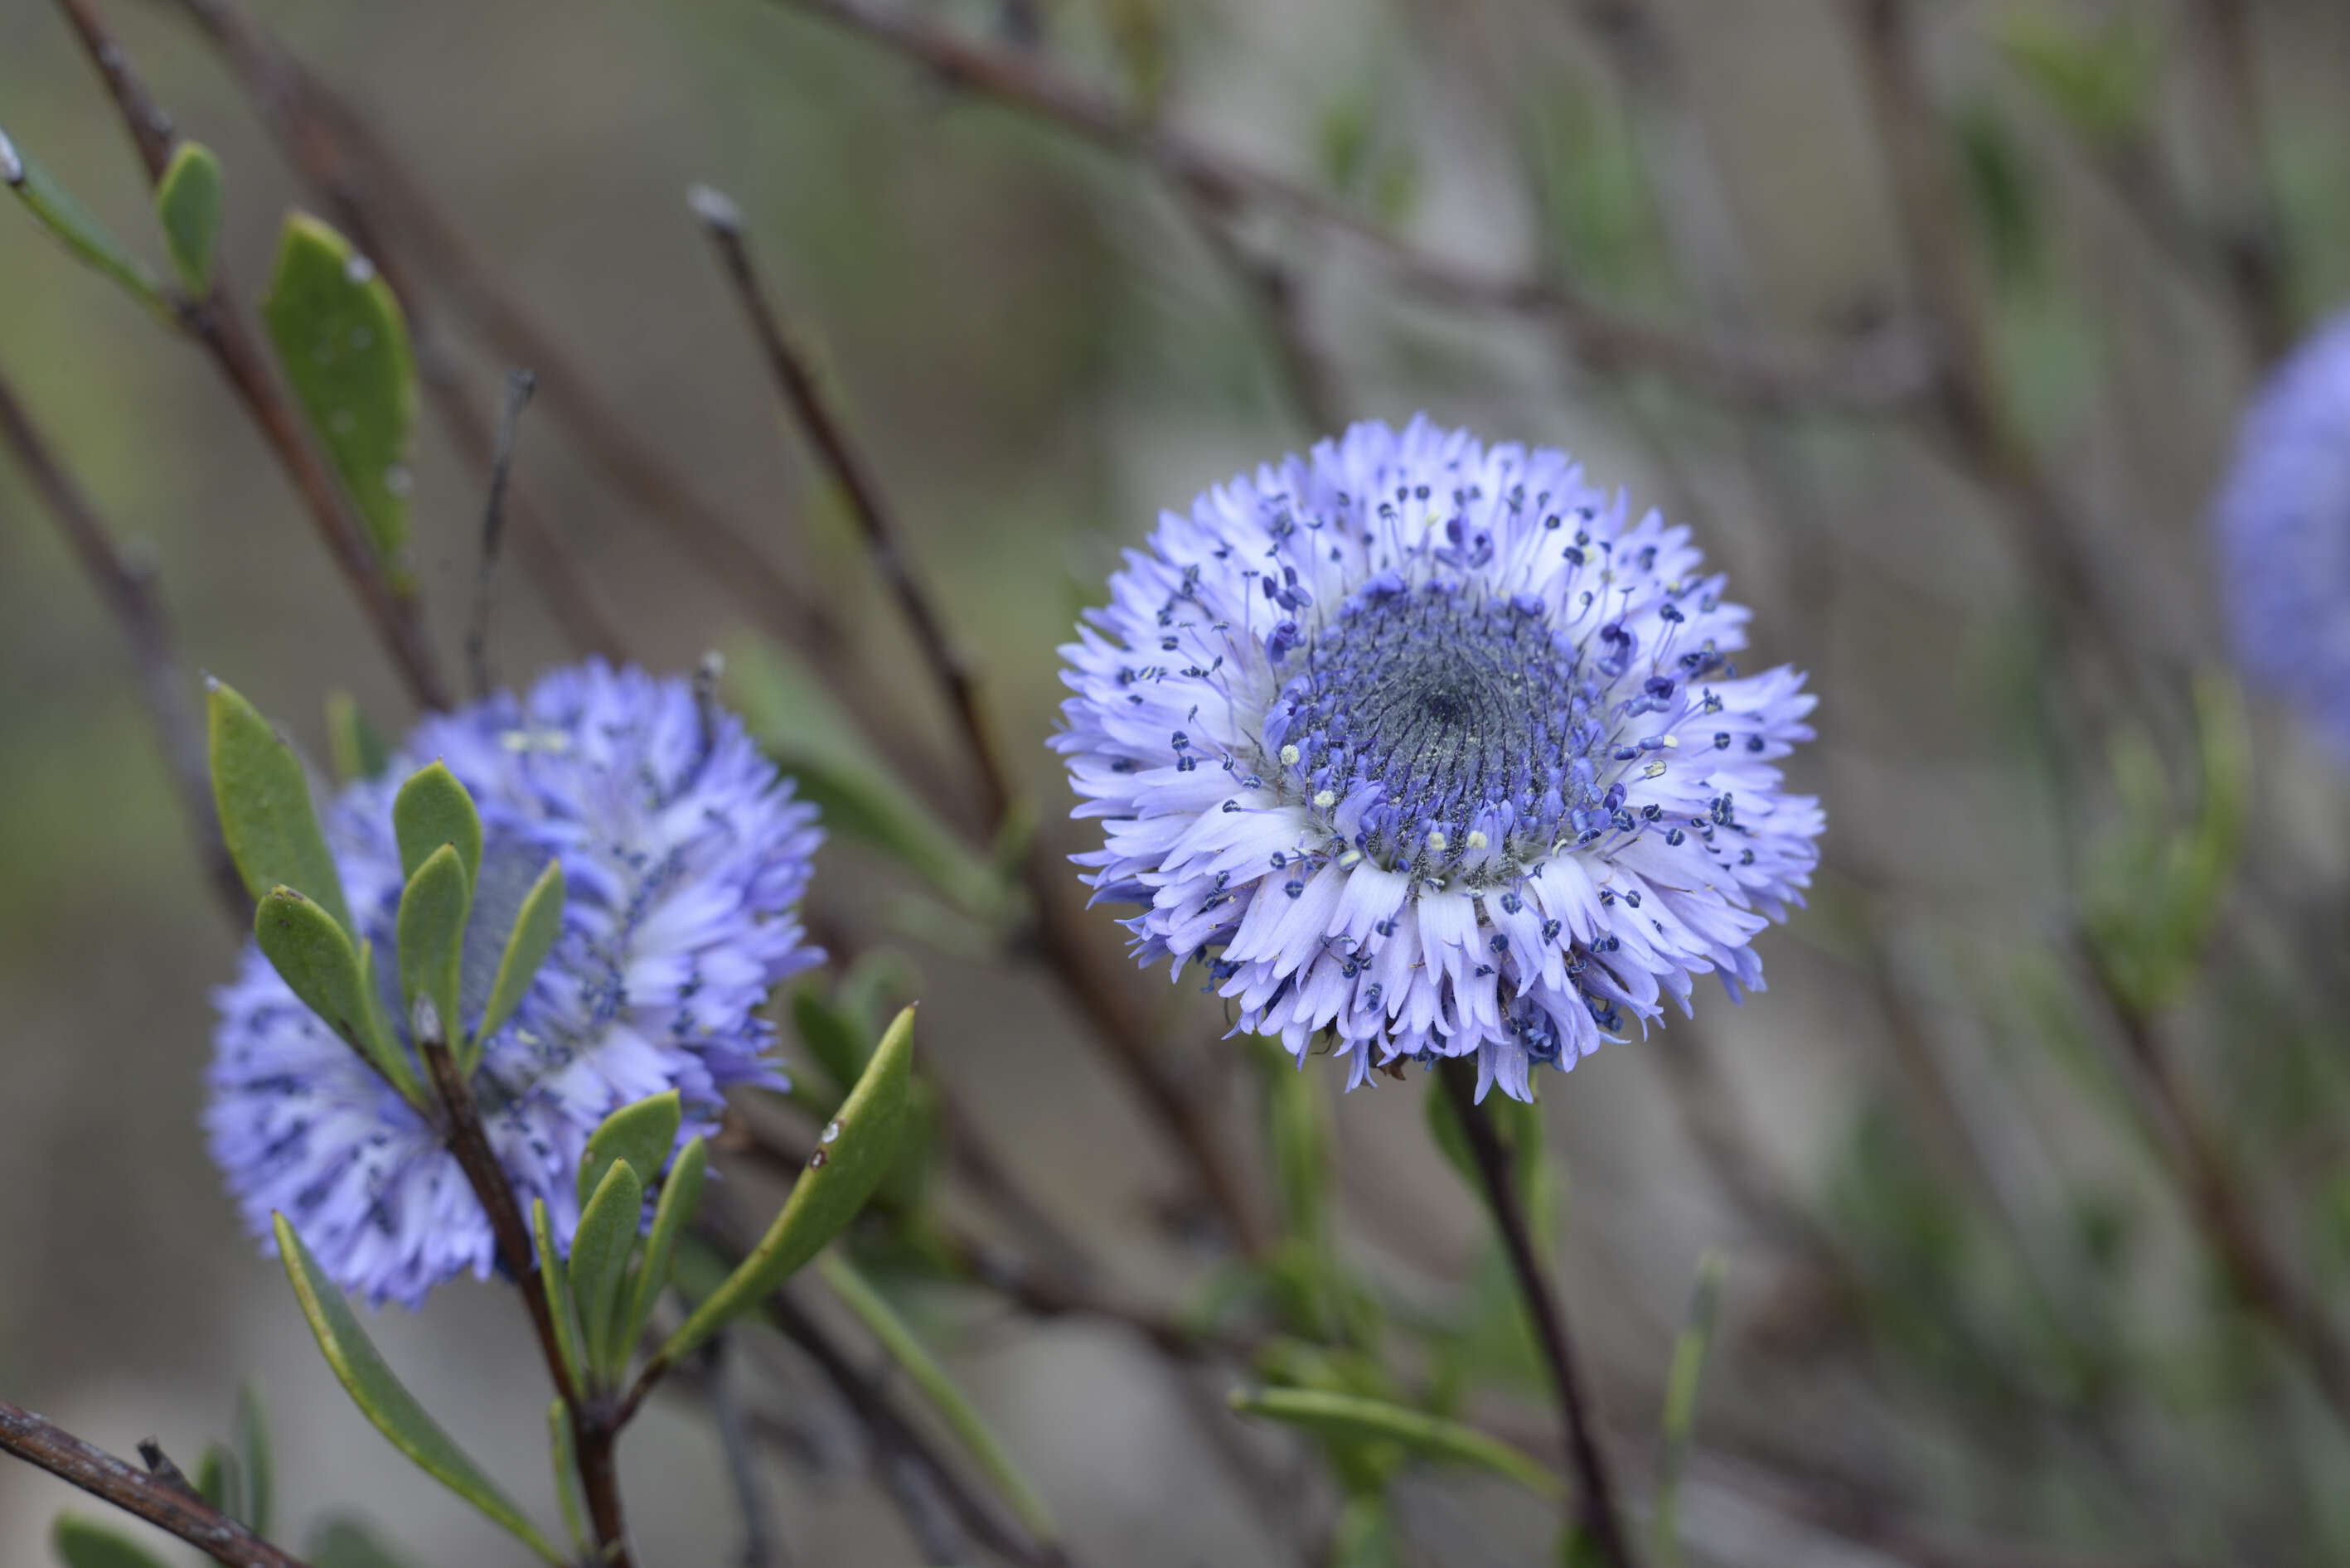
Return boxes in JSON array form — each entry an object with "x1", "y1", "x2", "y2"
[
  {"x1": 1994, "y1": 10, "x2": 2161, "y2": 142},
  {"x1": 254, "y1": 888, "x2": 417, "y2": 1101},
  {"x1": 660, "y1": 1006, "x2": 918, "y2": 1363},
  {"x1": 236, "y1": 1382, "x2": 274, "y2": 1541},
  {"x1": 726, "y1": 637, "x2": 1010, "y2": 921},
  {"x1": 531, "y1": 1198, "x2": 588, "y2": 1396},
  {"x1": 819, "y1": 1253, "x2": 1059, "y2": 1543},
  {"x1": 391, "y1": 762, "x2": 482, "y2": 887},
  {"x1": 325, "y1": 690, "x2": 393, "y2": 783},
  {"x1": 546, "y1": 1402, "x2": 589, "y2": 1556},
  {"x1": 196, "y1": 1442, "x2": 245, "y2": 1523},
  {"x1": 395, "y1": 843, "x2": 471, "y2": 1053},
  {"x1": 210, "y1": 680, "x2": 351, "y2": 932},
  {"x1": 2, "y1": 126, "x2": 175, "y2": 323},
  {"x1": 1330, "y1": 1495, "x2": 1403, "y2": 1568},
  {"x1": 1228, "y1": 1387, "x2": 1565, "y2": 1498},
  {"x1": 259, "y1": 213, "x2": 419, "y2": 572},
  {"x1": 579, "y1": 1091, "x2": 681, "y2": 1210},
  {"x1": 273, "y1": 1214, "x2": 563, "y2": 1564},
  {"x1": 480, "y1": 857, "x2": 564, "y2": 1054},
  {"x1": 625, "y1": 1135, "x2": 708, "y2": 1352},
  {"x1": 306, "y1": 1518, "x2": 414, "y2": 1568},
  {"x1": 569, "y1": 1157, "x2": 646, "y2": 1385},
  {"x1": 51, "y1": 1515, "x2": 172, "y2": 1568},
  {"x1": 154, "y1": 141, "x2": 224, "y2": 295},
  {"x1": 1257, "y1": 1039, "x2": 1333, "y2": 1249},
  {"x1": 1653, "y1": 1251, "x2": 1727, "y2": 1568},
  {"x1": 1952, "y1": 100, "x2": 2043, "y2": 289}
]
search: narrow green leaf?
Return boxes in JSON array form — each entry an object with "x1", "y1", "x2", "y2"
[
  {"x1": 625, "y1": 1135, "x2": 707, "y2": 1351},
  {"x1": 569, "y1": 1158, "x2": 646, "y2": 1385},
  {"x1": 306, "y1": 1518, "x2": 414, "y2": 1568},
  {"x1": 530, "y1": 1198, "x2": 588, "y2": 1396},
  {"x1": 480, "y1": 857, "x2": 564, "y2": 1053},
  {"x1": 196, "y1": 1443, "x2": 245, "y2": 1522},
  {"x1": 52, "y1": 1514, "x2": 173, "y2": 1568},
  {"x1": 661, "y1": 1006, "x2": 918, "y2": 1362},
  {"x1": 259, "y1": 213, "x2": 419, "y2": 571},
  {"x1": 545, "y1": 1401, "x2": 589, "y2": 1556},
  {"x1": 391, "y1": 761, "x2": 482, "y2": 887},
  {"x1": 1331, "y1": 1495, "x2": 1403, "y2": 1568},
  {"x1": 820, "y1": 1253, "x2": 1059, "y2": 1543},
  {"x1": 155, "y1": 141, "x2": 224, "y2": 295},
  {"x1": 579, "y1": 1091, "x2": 681, "y2": 1210},
  {"x1": 273, "y1": 1214, "x2": 563, "y2": 1564},
  {"x1": 2, "y1": 127, "x2": 175, "y2": 323},
  {"x1": 236, "y1": 1382, "x2": 274, "y2": 1541},
  {"x1": 255, "y1": 888, "x2": 417, "y2": 1101},
  {"x1": 1994, "y1": 11, "x2": 2160, "y2": 142},
  {"x1": 1654, "y1": 1250, "x2": 1727, "y2": 1568},
  {"x1": 726, "y1": 637, "x2": 1010, "y2": 920},
  {"x1": 210, "y1": 680, "x2": 350, "y2": 931},
  {"x1": 1228, "y1": 1387, "x2": 1565, "y2": 1498},
  {"x1": 395, "y1": 844, "x2": 470, "y2": 1052},
  {"x1": 324, "y1": 690, "x2": 392, "y2": 784},
  {"x1": 1257, "y1": 1039, "x2": 1333, "y2": 1248}
]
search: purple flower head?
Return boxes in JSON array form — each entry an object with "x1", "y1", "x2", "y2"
[
  {"x1": 2216, "y1": 311, "x2": 2350, "y2": 752},
  {"x1": 1054, "y1": 418, "x2": 1822, "y2": 1102},
  {"x1": 208, "y1": 661, "x2": 822, "y2": 1307}
]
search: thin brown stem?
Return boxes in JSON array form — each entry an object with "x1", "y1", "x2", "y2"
[
  {"x1": 0, "y1": 362, "x2": 247, "y2": 927},
  {"x1": 2183, "y1": 0, "x2": 2292, "y2": 361},
  {"x1": 52, "y1": 0, "x2": 450, "y2": 713},
  {"x1": 465, "y1": 368, "x2": 537, "y2": 701},
  {"x1": 758, "y1": 0, "x2": 1931, "y2": 414},
  {"x1": 1172, "y1": 179, "x2": 1345, "y2": 435},
  {"x1": 701, "y1": 1337, "x2": 784, "y2": 1568},
  {"x1": 1022, "y1": 874, "x2": 1272, "y2": 1255},
  {"x1": 416, "y1": 1029, "x2": 634, "y2": 1566},
  {"x1": 762, "y1": 1286, "x2": 1069, "y2": 1568},
  {"x1": 2079, "y1": 943, "x2": 2350, "y2": 1433},
  {"x1": 1437, "y1": 1058, "x2": 1640, "y2": 1568},
  {"x1": 153, "y1": 0, "x2": 625, "y2": 665},
  {"x1": 162, "y1": 0, "x2": 835, "y2": 655},
  {"x1": 690, "y1": 185, "x2": 1012, "y2": 831},
  {"x1": 0, "y1": 1397, "x2": 311, "y2": 1568},
  {"x1": 689, "y1": 188, "x2": 1272, "y2": 1251},
  {"x1": 1840, "y1": 0, "x2": 2177, "y2": 733}
]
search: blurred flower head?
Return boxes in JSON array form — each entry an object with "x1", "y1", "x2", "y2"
[
  {"x1": 1054, "y1": 417, "x2": 1822, "y2": 1101},
  {"x1": 2217, "y1": 311, "x2": 2350, "y2": 752},
  {"x1": 208, "y1": 660, "x2": 822, "y2": 1307}
]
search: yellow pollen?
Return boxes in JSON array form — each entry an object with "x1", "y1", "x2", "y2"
[
  {"x1": 1313, "y1": 788, "x2": 1337, "y2": 808},
  {"x1": 1427, "y1": 830, "x2": 1449, "y2": 851},
  {"x1": 1466, "y1": 830, "x2": 1490, "y2": 849},
  {"x1": 1280, "y1": 744, "x2": 1301, "y2": 766}
]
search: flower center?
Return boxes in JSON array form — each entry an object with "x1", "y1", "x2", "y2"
[{"x1": 1262, "y1": 575, "x2": 1618, "y2": 874}]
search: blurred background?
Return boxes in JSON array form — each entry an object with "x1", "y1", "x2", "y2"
[{"x1": 7, "y1": 0, "x2": 2350, "y2": 1563}]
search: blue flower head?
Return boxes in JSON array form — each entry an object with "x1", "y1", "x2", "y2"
[
  {"x1": 1054, "y1": 418, "x2": 1822, "y2": 1102},
  {"x1": 2217, "y1": 311, "x2": 2350, "y2": 752},
  {"x1": 208, "y1": 661, "x2": 822, "y2": 1307}
]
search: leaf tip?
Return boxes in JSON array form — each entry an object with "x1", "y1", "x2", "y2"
[{"x1": 686, "y1": 181, "x2": 742, "y2": 234}]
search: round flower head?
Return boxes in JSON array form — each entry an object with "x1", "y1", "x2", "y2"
[
  {"x1": 208, "y1": 661, "x2": 822, "y2": 1307},
  {"x1": 2216, "y1": 310, "x2": 2350, "y2": 752},
  {"x1": 1054, "y1": 417, "x2": 1821, "y2": 1102}
]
